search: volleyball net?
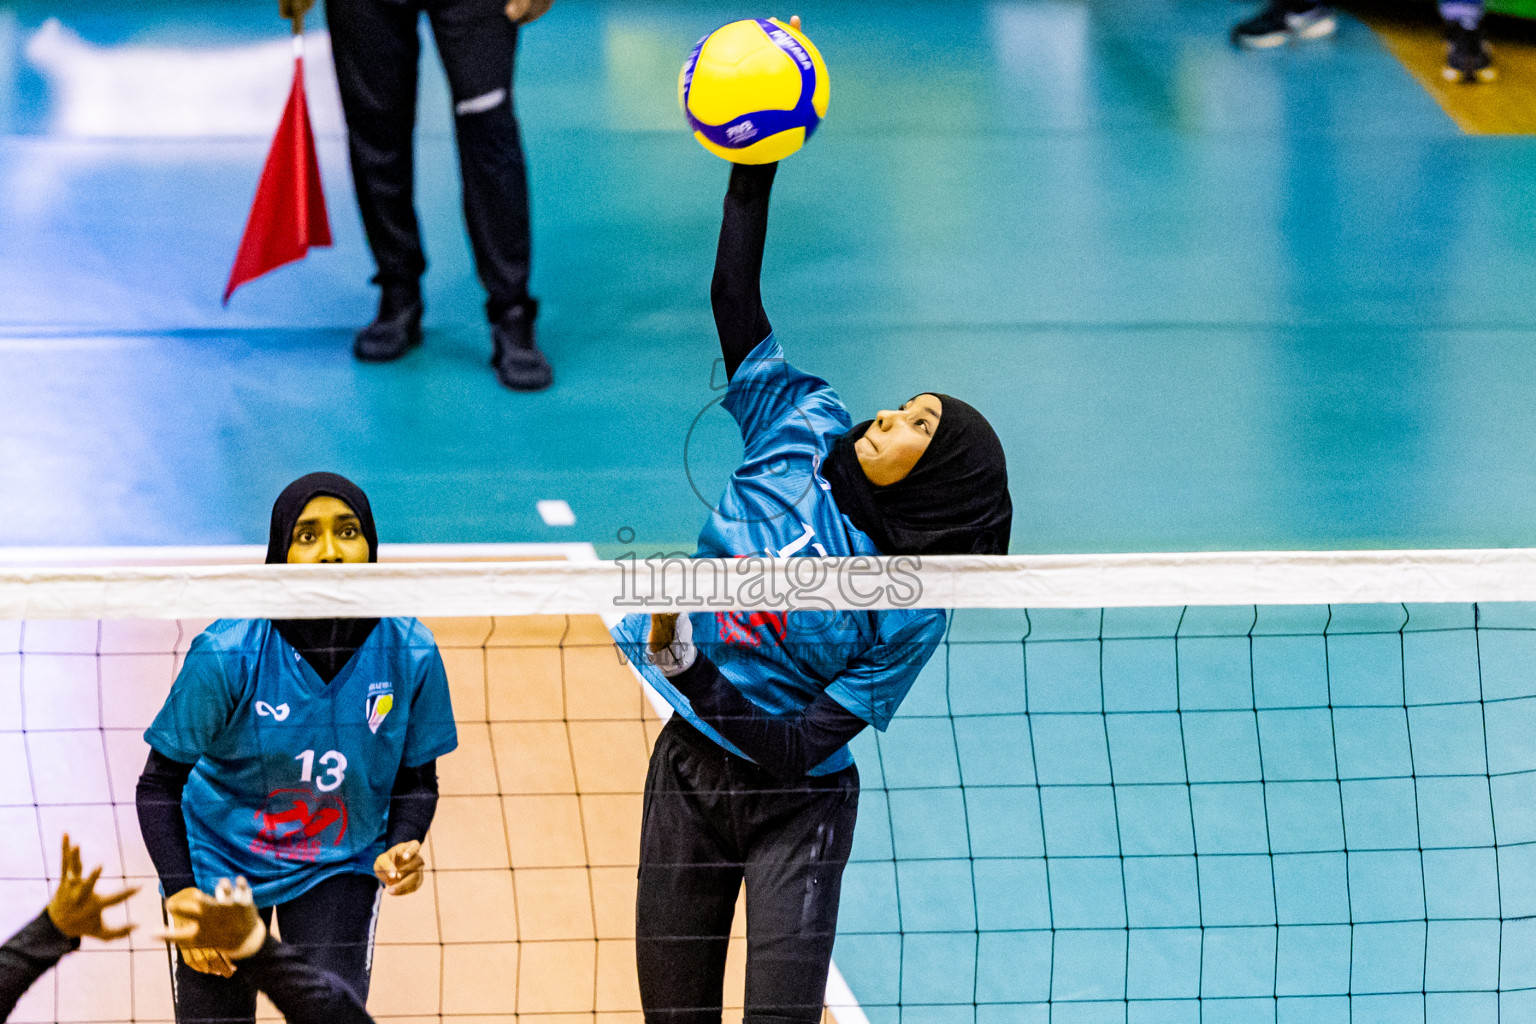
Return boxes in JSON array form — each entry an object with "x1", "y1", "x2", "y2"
[{"x1": 4, "y1": 545, "x2": 1536, "y2": 1023}]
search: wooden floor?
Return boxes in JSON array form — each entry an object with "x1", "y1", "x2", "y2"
[{"x1": 0, "y1": 611, "x2": 832, "y2": 1023}]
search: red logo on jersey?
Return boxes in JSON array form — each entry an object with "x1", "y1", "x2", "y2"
[
  {"x1": 717, "y1": 610, "x2": 788, "y2": 647},
  {"x1": 250, "y1": 788, "x2": 348, "y2": 863}
]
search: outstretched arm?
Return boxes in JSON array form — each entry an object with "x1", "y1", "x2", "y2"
[
  {"x1": 2, "y1": 836, "x2": 136, "y2": 1021},
  {"x1": 372, "y1": 759, "x2": 440, "y2": 897},
  {"x1": 0, "y1": 912, "x2": 76, "y2": 1021},
  {"x1": 135, "y1": 750, "x2": 197, "y2": 897},
  {"x1": 712, "y1": 162, "x2": 778, "y2": 381},
  {"x1": 137, "y1": 751, "x2": 236, "y2": 978},
  {"x1": 673, "y1": 655, "x2": 868, "y2": 778},
  {"x1": 648, "y1": 613, "x2": 868, "y2": 778}
]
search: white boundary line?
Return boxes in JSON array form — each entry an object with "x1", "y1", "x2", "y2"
[{"x1": 5, "y1": 548, "x2": 1536, "y2": 620}]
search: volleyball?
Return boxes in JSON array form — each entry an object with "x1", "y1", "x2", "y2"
[{"x1": 679, "y1": 18, "x2": 831, "y2": 164}]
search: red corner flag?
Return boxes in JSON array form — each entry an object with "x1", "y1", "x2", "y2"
[{"x1": 223, "y1": 32, "x2": 332, "y2": 305}]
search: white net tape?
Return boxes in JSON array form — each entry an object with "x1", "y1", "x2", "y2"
[{"x1": 4, "y1": 548, "x2": 1536, "y2": 620}]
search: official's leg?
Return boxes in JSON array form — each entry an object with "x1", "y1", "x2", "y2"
[
  {"x1": 740, "y1": 764, "x2": 859, "y2": 1024},
  {"x1": 637, "y1": 718, "x2": 748, "y2": 1024},
  {"x1": 423, "y1": 0, "x2": 530, "y2": 316},
  {"x1": 1440, "y1": 0, "x2": 1495, "y2": 83},
  {"x1": 272, "y1": 873, "x2": 383, "y2": 1002},
  {"x1": 326, "y1": 0, "x2": 427, "y2": 358},
  {"x1": 426, "y1": 0, "x2": 551, "y2": 390}
]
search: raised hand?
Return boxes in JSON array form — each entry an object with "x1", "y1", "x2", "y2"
[
  {"x1": 46, "y1": 834, "x2": 138, "y2": 942},
  {"x1": 161, "y1": 879, "x2": 264, "y2": 959},
  {"x1": 163, "y1": 887, "x2": 236, "y2": 977},
  {"x1": 648, "y1": 613, "x2": 680, "y2": 654},
  {"x1": 374, "y1": 840, "x2": 426, "y2": 895}
]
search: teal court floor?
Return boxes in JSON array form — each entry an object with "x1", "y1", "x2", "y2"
[{"x1": 3, "y1": 0, "x2": 1536, "y2": 555}]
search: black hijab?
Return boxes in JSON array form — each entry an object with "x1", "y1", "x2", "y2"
[
  {"x1": 266, "y1": 472, "x2": 380, "y2": 683},
  {"x1": 820, "y1": 394, "x2": 1012, "y2": 556}
]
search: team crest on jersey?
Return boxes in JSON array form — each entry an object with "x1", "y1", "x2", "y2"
[{"x1": 366, "y1": 681, "x2": 394, "y2": 734}]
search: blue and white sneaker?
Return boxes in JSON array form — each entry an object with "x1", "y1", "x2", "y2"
[{"x1": 1232, "y1": 1, "x2": 1338, "y2": 48}]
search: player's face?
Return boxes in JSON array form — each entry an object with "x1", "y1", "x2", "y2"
[
  {"x1": 287, "y1": 496, "x2": 370, "y2": 564},
  {"x1": 856, "y1": 394, "x2": 942, "y2": 486}
]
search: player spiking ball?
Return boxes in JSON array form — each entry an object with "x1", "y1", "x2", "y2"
[
  {"x1": 616, "y1": 16, "x2": 1014, "y2": 1019},
  {"x1": 135, "y1": 473, "x2": 457, "y2": 1023}
]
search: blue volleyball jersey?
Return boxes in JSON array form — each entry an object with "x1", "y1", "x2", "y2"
[
  {"x1": 615, "y1": 335, "x2": 947, "y2": 774},
  {"x1": 144, "y1": 617, "x2": 458, "y2": 907}
]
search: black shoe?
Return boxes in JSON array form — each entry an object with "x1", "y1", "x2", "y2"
[
  {"x1": 1232, "y1": 0, "x2": 1336, "y2": 48},
  {"x1": 1443, "y1": 23, "x2": 1496, "y2": 83},
  {"x1": 491, "y1": 299, "x2": 552, "y2": 392},
  {"x1": 353, "y1": 283, "x2": 423, "y2": 363}
]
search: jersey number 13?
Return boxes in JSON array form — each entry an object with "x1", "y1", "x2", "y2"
[{"x1": 294, "y1": 749, "x2": 348, "y2": 792}]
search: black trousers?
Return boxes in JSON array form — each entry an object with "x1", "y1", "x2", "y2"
[
  {"x1": 637, "y1": 716, "x2": 859, "y2": 1024},
  {"x1": 326, "y1": 0, "x2": 532, "y2": 319},
  {"x1": 170, "y1": 872, "x2": 380, "y2": 1024}
]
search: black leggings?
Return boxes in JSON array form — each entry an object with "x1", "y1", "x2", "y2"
[
  {"x1": 636, "y1": 716, "x2": 858, "y2": 1024},
  {"x1": 326, "y1": 0, "x2": 532, "y2": 317},
  {"x1": 170, "y1": 872, "x2": 380, "y2": 1024}
]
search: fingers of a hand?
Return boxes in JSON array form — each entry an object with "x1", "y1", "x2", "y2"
[
  {"x1": 64, "y1": 836, "x2": 83, "y2": 883},
  {"x1": 170, "y1": 886, "x2": 208, "y2": 907},
  {"x1": 649, "y1": 613, "x2": 678, "y2": 652},
  {"x1": 99, "y1": 924, "x2": 136, "y2": 941},
  {"x1": 182, "y1": 949, "x2": 215, "y2": 973},
  {"x1": 164, "y1": 895, "x2": 200, "y2": 920},
  {"x1": 82, "y1": 866, "x2": 103, "y2": 894},
  {"x1": 97, "y1": 886, "x2": 139, "y2": 909},
  {"x1": 160, "y1": 921, "x2": 199, "y2": 943},
  {"x1": 187, "y1": 949, "x2": 234, "y2": 977},
  {"x1": 790, "y1": 15, "x2": 802, "y2": 29},
  {"x1": 383, "y1": 841, "x2": 420, "y2": 874},
  {"x1": 388, "y1": 873, "x2": 423, "y2": 896}
]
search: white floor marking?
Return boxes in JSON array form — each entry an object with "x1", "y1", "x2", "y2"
[
  {"x1": 825, "y1": 961, "x2": 873, "y2": 1024},
  {"x1": 537, "y1": 499, "x2": 576, "y2": 526}
]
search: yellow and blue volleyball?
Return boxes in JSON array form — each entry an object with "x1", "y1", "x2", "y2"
[{"x1": 679, "y1": 18, "x2": 831, "y2": 164}]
